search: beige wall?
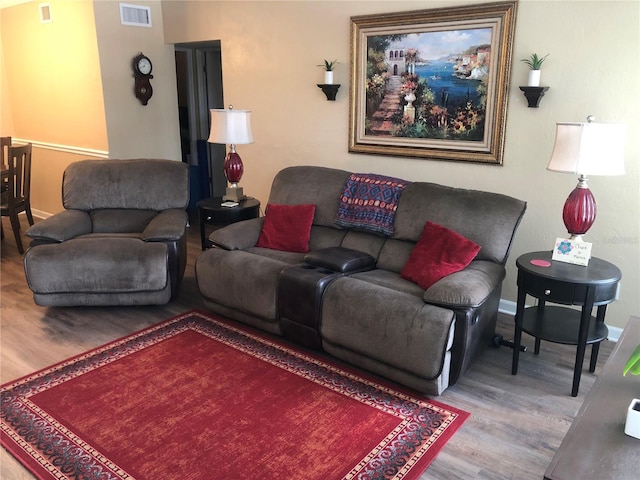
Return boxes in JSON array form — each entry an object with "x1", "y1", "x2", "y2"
[
  {"x1": 0, "y1": 32, "x2": 13, "y2": 134},
  {"x1": 93, "y1": 0, "x2": 180, "y2": 160},
  {"x1": 0, "y1": 0, "x2": 108, "y2": 213},
  {"x1": 1, "y1": 0, "x2": 180, "y2": 213},
  {"x1": 162, "y1": 0, "x2": 640, "y2": 329},
  {"x1": 1, "y1": 0, "x2": 638, "y2": 328}
]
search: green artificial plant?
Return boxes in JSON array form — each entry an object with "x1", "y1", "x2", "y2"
[
  {"x1": 317, "y1": 59, "x2": 338, "y2": 71},
  {"x1": 521, "y1": 53, "x2": 549, "y2": 70},
  {"x1": 624, "y1": 344, "x2": 640, "y2": 376}
]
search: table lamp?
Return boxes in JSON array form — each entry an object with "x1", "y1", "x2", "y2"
[
  {"x1": 208, "y1": 105, "x2": 254, "y2": 202},
  {"x1": 547, "y1": 115, "x2": 625, "y2": 241}
]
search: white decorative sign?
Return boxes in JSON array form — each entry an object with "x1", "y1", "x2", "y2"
[{"x1": 552, "y1": 238, "x2": 593, "y2": 266}]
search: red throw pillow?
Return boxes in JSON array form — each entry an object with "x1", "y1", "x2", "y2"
[
  {"x1": 401, "y1": 221, "x2": 481, "y2": 290},
  {"x1": 256, "y1": 203, "x2": 316, "y2": 253}
]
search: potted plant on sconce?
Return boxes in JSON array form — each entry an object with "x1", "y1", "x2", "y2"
[
  {"x1": 521, "y1": 53, "x2": 549, "y2": 87},
  {"x1": 623, "y1": 344, "x2": 640, "y2": 440},
  {"x1": 318, "y1": 59, "x2": 338, "y2": 84}
]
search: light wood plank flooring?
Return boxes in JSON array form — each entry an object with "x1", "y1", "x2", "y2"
[{"x1": 1, "y1": 215, "x2": 617, "y2": 479}]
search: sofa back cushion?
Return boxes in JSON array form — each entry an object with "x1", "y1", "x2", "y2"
[
  {"x1": 266, "y1": 166, "x2": 526, "y2": 267},
  {"x1": 268, "y1": 166, "x2": 351, "y2": 228},
  {"x1": 392, "y1": 182, "x2": 526, "y2": 264},
  {"x1": 63, "y1": 159, "x2": 189, "y2": 211},
  {"x1": 90, "y1": 209, "x2": 158, "y2": 233}
]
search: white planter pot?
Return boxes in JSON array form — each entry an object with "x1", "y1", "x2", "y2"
[
  {"x1": 527, "y1": 70, "x2": 541, "y2": 87},
  {"x1": 625, "y1": 398, "x2": 640, "y2": 439},
  {"x1": 324, "y1": 71, "x2": 334, "y2": 84}
]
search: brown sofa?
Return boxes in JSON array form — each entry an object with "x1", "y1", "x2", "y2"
[{"x1": 196, "y1": 166, "x2": 526, "y2": 395}]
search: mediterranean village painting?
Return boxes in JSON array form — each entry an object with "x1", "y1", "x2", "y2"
[{"x1": 365, "y1": 28, "x2": 492, "y2": 142}]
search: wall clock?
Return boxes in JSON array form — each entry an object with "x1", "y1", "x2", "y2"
[{"x1": 132, "y1": 53, "x2": 153, "y2": 105}]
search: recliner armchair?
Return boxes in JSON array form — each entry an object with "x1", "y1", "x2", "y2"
[{"x1": 24, "y1": 159, "x2": 189, "y2": 306}]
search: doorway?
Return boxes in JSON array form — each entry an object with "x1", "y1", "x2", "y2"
[{"x1": 174, "y1": 41, "x2": 226, "y2": 205}]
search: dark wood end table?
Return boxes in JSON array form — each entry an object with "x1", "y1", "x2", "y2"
[
  {"x1": 197, "y1": 196, "x2": 260, "y2": 250},
  {"x1": 512, "y1": 251, "x2": 621, "y2": 397}
]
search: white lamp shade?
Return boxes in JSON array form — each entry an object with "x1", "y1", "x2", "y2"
[
  {"x1": 208, "y1": 109, "x2": 254, "y2": 145},
  {"x1": 547, "y1": 121, "x2": 626, "y2": 176}
]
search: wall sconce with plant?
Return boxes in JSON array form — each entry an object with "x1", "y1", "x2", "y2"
[
  {"x1": 317, "y1": 59, "x2": 340, "y2": 101},
  {"x1": 521, "y1": 53, "x2": 549, "y2": 86},
  {"x1": 317, "y1": 59, "x2": 338, "y2": 84},
  {"x1": 519, "y1": 53, "x2": 550, "y2": 107}
]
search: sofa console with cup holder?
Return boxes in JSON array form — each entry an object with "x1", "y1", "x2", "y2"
[{"x1": 195, "y1": 166, "x2": 526, "y2": 395}]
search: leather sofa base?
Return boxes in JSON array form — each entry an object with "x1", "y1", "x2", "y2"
[{"x1": 278, "y1": 263, "x2": 342, "y2": 349}]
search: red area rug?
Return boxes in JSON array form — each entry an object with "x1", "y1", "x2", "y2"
[{"x1": 1, "y1": 311, "x2": 469, "y2": 479}]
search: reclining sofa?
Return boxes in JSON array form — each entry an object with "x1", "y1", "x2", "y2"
[
  {"x1": 196, "y1": 166, "x2": 526, "y2": 395},
  {"x1": 24, "y1": 159, "x2": 189, "y2": 307}
]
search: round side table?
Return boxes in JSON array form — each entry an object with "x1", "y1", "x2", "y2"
[
  {"x1": 511, "y1": 251, "x2": 621, "y2": 397},
  {"x1": 197, "y1": 197, "x2": 260, "y2": 250}
]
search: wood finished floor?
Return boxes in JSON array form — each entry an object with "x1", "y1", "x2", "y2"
[{"x1": 1, "y1": 215, "x2": 617, "y2": 480}]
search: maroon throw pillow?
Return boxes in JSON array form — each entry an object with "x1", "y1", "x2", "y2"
[
  {"x1": 256, "y1": 203, "x2": 316, "y2": 253},
  {"x1": 401, "y1": 221, "x2": 481, "y2": 290}
]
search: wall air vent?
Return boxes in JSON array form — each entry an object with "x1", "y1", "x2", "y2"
[
  {"x1": 119, "y1": 3, "x2": 152, "y2": 27},
  {"x1": 39, "y1": 3, "x2": 52, "y2": 23}
]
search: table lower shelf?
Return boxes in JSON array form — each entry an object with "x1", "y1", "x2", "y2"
[
  {"x1": 521, "y1": 305, "x2": 608, "y2": 345},
  {"x1": 522, "y1": 305, "x2": 609, "y2": 345}
]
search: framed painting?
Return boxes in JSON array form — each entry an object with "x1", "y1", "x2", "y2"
[{"x1": 349, "y1": 1, "x2": 518, "y2": 165}]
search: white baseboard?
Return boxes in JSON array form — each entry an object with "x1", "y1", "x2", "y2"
[
  {"x1": 498, "y1": 299, "x2": 517, "y2": 317},
  {"x1": 498, "y1": 299, "x2": 621, "y2": 342},
  {"x1": 31, "y1": 209, "x2": 51, "y2": 219}
]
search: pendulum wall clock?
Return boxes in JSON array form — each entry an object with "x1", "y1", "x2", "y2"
[{"x1": 132, "y1": 53, "x2": 153, "y2": 105}]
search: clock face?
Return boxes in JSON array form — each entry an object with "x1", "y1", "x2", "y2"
[{"x1": 137, "y1": 56, "x2": 152, "y2": 75}]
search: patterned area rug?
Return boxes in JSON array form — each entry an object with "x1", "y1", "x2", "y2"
[{"x1": 1, "y1": 311, "x2": 469, "y2": 480}]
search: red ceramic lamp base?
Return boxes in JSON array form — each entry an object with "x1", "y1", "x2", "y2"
[
  {"x1": 562, "y1": 185, "x2": 596, "y2": 240},
  {"x1": 222, "y1": 148, "x2": 246, "y2": 202},
  {"x1": 224, "y1": 150, "x2": 244, "y2": 185}
]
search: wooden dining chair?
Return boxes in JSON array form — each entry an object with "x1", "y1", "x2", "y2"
[
  {"x1": 1, "y1": 137, "x2": 10, "y2": 196},
  {"x1": 1, "y1": 143, "x2": 34, "y2": 253},
  {"x1": 0, "y1": 136, "x2": 10, "y2": 167}
]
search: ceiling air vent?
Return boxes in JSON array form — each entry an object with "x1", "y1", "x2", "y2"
[{"x1": 119, "y1": 3, "x2": 152, "y2": 27}]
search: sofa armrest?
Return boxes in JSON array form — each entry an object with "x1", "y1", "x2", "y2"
[
  {"x1": 209, "y1": 217, "x2": 264, "y2": 250},
  {"x1": 304, "y1": 247, "x2": 375, "y2": 273},
  {"x1": 25, "y1": 210, "x2": 92, "y2": 243},
  {"x1": 422, "y1": 261, "x2": 506, "y2": 308},
  {"x1": 142, "y1": 209, "x2": 188, "y2": 241}
]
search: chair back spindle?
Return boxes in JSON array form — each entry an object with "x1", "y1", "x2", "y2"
[{"x1": 1, "y1": 143, "x2": 34, "y2": 253}]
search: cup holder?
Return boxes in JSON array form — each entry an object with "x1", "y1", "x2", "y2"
[{"x1": 296, "y1": 264, "x2": 336, "y2": 275}]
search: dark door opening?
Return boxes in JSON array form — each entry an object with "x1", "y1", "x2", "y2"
[{"x1": 174, "y1": 41, "x2": 226, "y2": 207}]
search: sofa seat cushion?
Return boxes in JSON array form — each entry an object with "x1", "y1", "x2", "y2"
[
  {"x1": 196, "y1": 249, "x2": 293, "y2": 321},
  {"x1": 321, "y1": 276, "x2": 455, "y2": 380},
  {"x1": 350, "y1": 269, "x2": 425, "y2": 298},
  {"x1": 24, "y1": 237, "x2": 168, "y2": 294}
]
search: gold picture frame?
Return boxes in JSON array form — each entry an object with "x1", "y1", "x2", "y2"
[{"x1": 349, "y1": 1, "x2": 518, "y2": 165}]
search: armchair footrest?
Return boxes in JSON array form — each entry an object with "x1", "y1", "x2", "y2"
[{"x1": 25, "y1": 237, "x2": 168, "y2": 294}]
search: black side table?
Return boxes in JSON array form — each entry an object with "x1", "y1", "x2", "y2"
[
  {"x1": 511, "y1": 251, "x2": 621, "y2": 397},
  {"x1": 197, "y1": 197, "x2": 260, "y2": 250}
]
